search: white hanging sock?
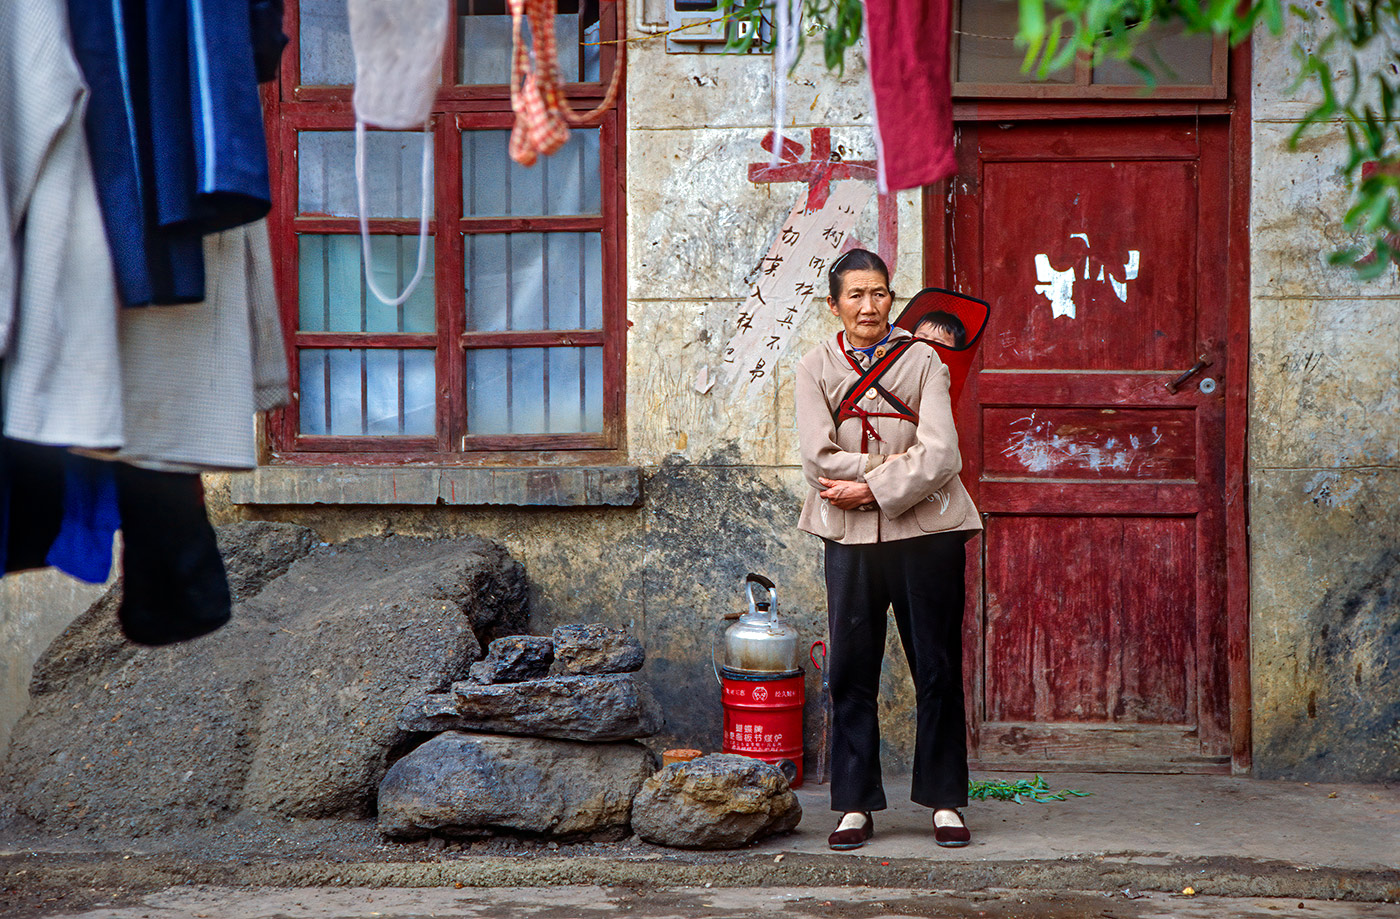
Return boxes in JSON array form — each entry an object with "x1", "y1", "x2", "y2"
[
  {"x1": 348, "y1": 0, "x2": 449, "y2": 306},
  {"x1": 770, "y1": 0, "x2": 802, "y2": 168}
]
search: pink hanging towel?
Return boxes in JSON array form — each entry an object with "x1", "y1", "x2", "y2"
[{"x1": 862, "y1": 0, "x2": 956, "y2": 194}]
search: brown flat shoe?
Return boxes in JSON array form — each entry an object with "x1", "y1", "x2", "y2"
[
  {"x1": 827, "y1": 812, "x2": 874, "y2": 850},
  {"x1": 933, "y1": 809, "x2": 971, "y2": 847}
]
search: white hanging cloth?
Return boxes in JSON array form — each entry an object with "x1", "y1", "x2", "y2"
[{"x1": 347, "y1": 0, "x2": 450, "y2": 307}]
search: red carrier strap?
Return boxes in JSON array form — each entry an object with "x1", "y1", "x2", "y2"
[{"x1": 834, "y1": 334, "x2": 925, "y2": 451}]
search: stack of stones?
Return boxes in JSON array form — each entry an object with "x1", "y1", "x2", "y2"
[{"x1": 377, "y1": 624, "x2": 663, "y2": 841}]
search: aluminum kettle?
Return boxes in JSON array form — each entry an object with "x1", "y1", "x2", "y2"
[{"x1": 713, "y1": 573, "x2": 801, "y2": 679}]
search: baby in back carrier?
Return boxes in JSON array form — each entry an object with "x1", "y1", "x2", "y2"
[{"x1": 913, "y1": 310, "x2": 967, "y2": 350}]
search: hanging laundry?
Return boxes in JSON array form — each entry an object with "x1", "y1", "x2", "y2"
[
  {"x1": 0, "y1": 442, "x2": 118, "y2": 586},
  {"x1": 507, "y1": 0, "x2": 624, "y2": 166},
  {"x1": 113, "y1": 464, "x2": 230, "y2": 647},
  {"x1": 113, "y1": 219, "x2": 289, "y2": 472},
  {"x1": 0, "y1": 0, "x2": 124, "y2": 449},
  {"x1": 249, "y1": 0, "x2": 290, "y2": 83},
  {"x1": 65, "y1": 0, "x2": 273, "y2": 307},
  {"x1": 44, "y1": 456, "x2": 121, "y2": 584},
  {"x1": 862, "y1": 0, "x2": 956, "y2": 194},
  {"x1": 0, "y1": 441, "x2": 65, "y2": 576},
  {"x1": 347, "y1": 0, "x2": 447, "y2": 307}
]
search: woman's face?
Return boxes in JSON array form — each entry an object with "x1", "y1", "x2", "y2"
[{"x1": 828, "y1": 268, "x2": 892, "y2": 349}]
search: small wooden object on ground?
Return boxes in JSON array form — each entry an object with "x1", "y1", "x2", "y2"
[{"x1": 662, "y1": 749, "x2": 703, "y2": 767}]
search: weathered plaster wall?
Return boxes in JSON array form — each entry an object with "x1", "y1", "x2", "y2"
[
  {"x1": 0, "y1": 567, "x2": 112, "y2": 755},
  {"x1": 1250, "y1": 21, "x2": 1400, "y2": 781},
  {"x1": 618, "y1": 35, "x2": 923, "y2": 766}
]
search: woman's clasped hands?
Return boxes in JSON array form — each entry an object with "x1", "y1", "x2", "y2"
[{"x1": 818, "y1": 477, "x2": 875, "y2": 510}]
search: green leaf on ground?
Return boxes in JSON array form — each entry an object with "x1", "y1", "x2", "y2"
[{"x1": 968, "y1": 774, "x2": 1092, "y2": 803}]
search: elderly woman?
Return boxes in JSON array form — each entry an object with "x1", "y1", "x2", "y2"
[{"x1": 795, "y1": 248, "x2": 982, "y2": 850}]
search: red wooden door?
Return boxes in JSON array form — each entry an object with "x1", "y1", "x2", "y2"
[{"x1": 950, "y1": 120, "x2": 1232, "y2": 772}]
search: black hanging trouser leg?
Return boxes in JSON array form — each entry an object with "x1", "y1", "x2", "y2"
[
  {"x1": 114, "y1": 464, "x2": 230, "y2": 646},
  {"x1": 825, "y1": 531, "x2": 969, "y2": 813}
]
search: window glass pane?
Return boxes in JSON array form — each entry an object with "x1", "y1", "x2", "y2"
[
  {"x1": 956, "y1": 0, "x2": 1072, "y2": 85},
  {"x1": 462, "y1": 129, "x2": 601, "y2": 216},
  {"x1": 299, "y1": 131, "x2": 434, "y2": 219},
  {"x1": 464, "y1": 233, "x2": 509, "y2": 331},
  {"x1": 298, "y1": 235, "x2": 436, "y2": 334},
  {"x1": 1092, "y1": 22, "x2": 1214, "y2": 86},
  {"x1": 509, "y1": 235, "x2": 546, "y2": 329},
  {"x1": 457, "y1": 0, "x2": 594, "y2": 84},
  {"x1": 299, "y1": 349, "x2": 329, "y2": 435},
  {"x1": 582, "y1": 18, "x2": 601, "y2": 82},
  {"x1": 466, "y1": 346, "x2": 603, "y2": 434},
  {"x1": 462, "y1": 131, "x2": 512, "y2": 216},
  {"x1": 299, "y1": 348, "x2": 435, "y2": 436},
  {"x1": 464, "y1": 232, "x2": 602, "y2": 331},
  {"x1": 300, "y1": 0, "x2": 355, "y2": 85},
  {"x1": 582, "y1": 231, "x2": 603, "y2": 328}
]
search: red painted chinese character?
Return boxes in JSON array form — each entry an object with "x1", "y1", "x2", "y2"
[{"x1": 748, "y1": 127, "x2": 898, "y2": 274}]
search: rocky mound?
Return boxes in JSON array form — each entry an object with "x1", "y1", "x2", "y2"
[{"x1": 1, "y1": 525, "x2": 528, "y2": 834}]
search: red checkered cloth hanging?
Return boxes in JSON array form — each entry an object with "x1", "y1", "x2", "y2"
[{"x1": 508, "y1": 0, "x2": 625, "y2": 167}]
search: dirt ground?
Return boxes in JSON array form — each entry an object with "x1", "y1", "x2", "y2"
[
  {"x1": 7, "y1": 884, "x2": 1400, "y2": 919},
  {"x1": 4, "y1": 773, "x2": 1398, "y2": 918},
  {"x1": 3, "y1": 819, "x2": 1398, "y2": 919}
]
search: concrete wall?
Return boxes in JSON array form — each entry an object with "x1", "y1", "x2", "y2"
[
  {"x1": 1249, "y1": 21, "x2": 1400, "y2": 781},
  {"x1": 0, "y1": 568, "x2": 111, "y2": 755}
]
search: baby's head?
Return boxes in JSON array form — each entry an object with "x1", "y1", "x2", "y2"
[{"x1": 913, "y1": 310, "x2": 967, "y2": 349}]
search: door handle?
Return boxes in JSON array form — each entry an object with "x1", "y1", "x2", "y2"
[{"x1": 1166, "y1": 354, "x2": 1213, "y2": 394}]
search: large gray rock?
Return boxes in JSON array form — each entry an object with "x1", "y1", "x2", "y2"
[
  {"x1": 550, "y1": 624, "x2": 645, "y2": 675},
  {"x1": 241, "y1": 537, "x2": 527, "y2": 817},
  {"x1": 468, "y1": 635, "x2": 554, "y2": 684},
  {"x1": 377, "y1": 731, "x2": 655, "y2": 840},
  {"x1": 441, "y1": 673, "x2": 664, "y2": 741},
  {"x1": 1, "y1": 533, "x2": 528, "y2": 833},
  {"x1": 630, "y1": 754, "x2": 801, "y2": 849},
  {"x1": 26, "y1": 521, "x2": 317, "y2": 698},
  {"x1": 217, "y1": 521, "x2": 321, "y2": 604}
]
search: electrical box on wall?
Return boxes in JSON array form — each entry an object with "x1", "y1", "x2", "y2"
[{"x1": 665, "y1": 0, "x2": 772, "y2": 54}]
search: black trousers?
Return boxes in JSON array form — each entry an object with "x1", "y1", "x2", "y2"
[{"x1": 825, "y1": 532, "x2": 969, "y2": 812}]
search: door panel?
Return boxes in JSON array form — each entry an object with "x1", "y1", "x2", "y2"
[
  {"x1": 982, "y1": 407, "x2": 1198, "y2": 479},
  {"x1": 951, "y1": 120, "x2": 1231, "y2": 772}
]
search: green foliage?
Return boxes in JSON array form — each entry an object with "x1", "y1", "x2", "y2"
[
  {"x1": 719, "y1": 0, "x2": 864, "y2": 75},
  {"x1": 968, "y1": 774, "x2": 1092, "y2": 803}
]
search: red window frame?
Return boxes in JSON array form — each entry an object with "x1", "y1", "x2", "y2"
[{"x1": 263, "y1": 0, "x2": 626, "y2": 465}]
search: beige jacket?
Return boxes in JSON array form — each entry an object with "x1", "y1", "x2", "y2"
[{"x1": 795, "y1": 327, "x2": 981, "y2": 544}]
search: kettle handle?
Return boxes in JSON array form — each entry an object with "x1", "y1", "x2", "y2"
[
  {"x1": 745, "y1": 573, "x2": 778, "y2": 619},
  {"x1": 745, "y1": 572, "x2": 776, "y2": 590}
]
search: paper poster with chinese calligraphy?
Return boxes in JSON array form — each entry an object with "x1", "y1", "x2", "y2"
[{"x1": 719, "y1": 181, "x2": 874, "y2": 401}]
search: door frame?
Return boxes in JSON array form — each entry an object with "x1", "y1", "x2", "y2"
[{"x1": 923, "y1": 43, "x2": 1253, "y2": 775}]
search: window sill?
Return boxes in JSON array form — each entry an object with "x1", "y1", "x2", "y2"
[{"x1": 226, "y1": 465, "x2": 641, "y2": 508}]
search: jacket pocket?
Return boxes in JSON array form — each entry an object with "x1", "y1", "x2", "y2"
[
  {"x1": 801, "y1": 495, "x2": 846, "y2": 540},
  {"x1": 914, "y1": 487, "x2": 956, "y2": 533}
]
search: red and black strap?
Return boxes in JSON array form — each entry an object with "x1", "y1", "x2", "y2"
[{"x1": 834, "y1": 335, "x2": 925, "y2": 451}]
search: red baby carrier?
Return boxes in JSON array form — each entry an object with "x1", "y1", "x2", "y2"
[{"x1": 835, "y1": 288, "x2": 990, "y2": 450}]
